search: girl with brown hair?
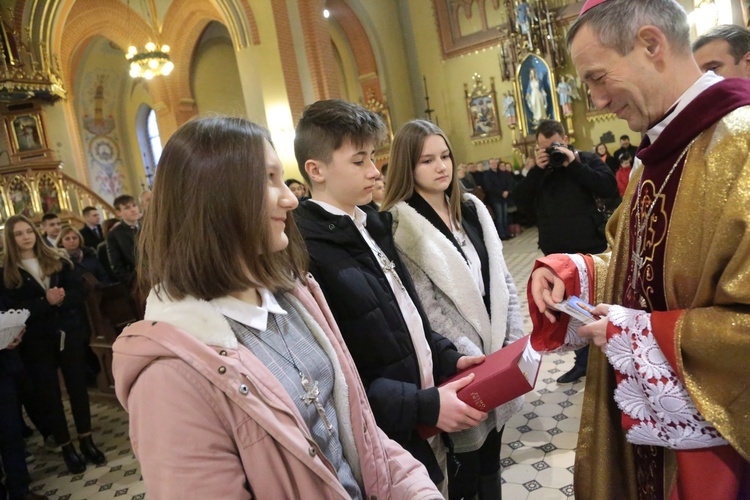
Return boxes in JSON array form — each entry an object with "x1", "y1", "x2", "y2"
[
  {"x1": 381, "y1": 120, "x2": 526, "y2": 499},
  {"x1": 1, "y1": 215, "x2": 105, "y2": 475},
  {"x1": 112, "y1": 116, "x2": 439, "y2": 498}
]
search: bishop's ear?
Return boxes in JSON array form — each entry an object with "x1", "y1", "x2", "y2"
[{"x1": 636, "y1": 25, "x2": 667, "y2": 61}]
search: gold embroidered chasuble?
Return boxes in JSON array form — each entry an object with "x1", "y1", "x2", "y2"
[{"x1": 576, "y1": 105, "x2": 750, "y2": 499}]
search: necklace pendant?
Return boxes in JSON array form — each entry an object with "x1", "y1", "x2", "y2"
[
  {"x1": 300, "y1": 375, "x2": 334, "y2": 435},
  {"x1": 639, "y1": 296, "x2": 647, "y2": 309}
]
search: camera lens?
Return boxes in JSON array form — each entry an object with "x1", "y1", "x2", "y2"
[{"x1": 545, "y1": 142, "x2": 567, "y2": 168}]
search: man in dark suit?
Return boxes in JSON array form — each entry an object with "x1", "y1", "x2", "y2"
[
  {"x1": 79, "y1": 206, "x2": 104, "y2": 249},
  {"x1": 40, "y1": 213, "x2": 61, "y2": 246},
  {"x1": 106, "y1": 194, "x2": 141, "y2": 284},
  {"x1": 612, "y1": 134, "x2": 638, "y2": 164}
]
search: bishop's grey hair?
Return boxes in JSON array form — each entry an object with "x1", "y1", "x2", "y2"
[{"x1": 567, "y1": 0, "x2": 690, "y2": 56}]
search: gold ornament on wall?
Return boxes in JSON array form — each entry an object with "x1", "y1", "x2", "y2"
[{"x1": 465, "y1": 74, "x2": 502, "y2": 144}]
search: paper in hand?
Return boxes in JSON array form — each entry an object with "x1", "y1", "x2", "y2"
[{"x1": 551, "y1": 296, "x2": 599, "y2": 324}]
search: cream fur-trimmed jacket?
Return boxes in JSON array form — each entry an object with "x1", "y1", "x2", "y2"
[
  {"x1": 390, "y1": 194, "x2": 525, "y2": 452},
  {"x1": 112, "y1": 276, "x2": 440, "y2": 500}
]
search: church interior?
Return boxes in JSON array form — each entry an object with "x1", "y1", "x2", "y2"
[{"x1": 0, "y1": 0, "x2": 746, "y2": 498}]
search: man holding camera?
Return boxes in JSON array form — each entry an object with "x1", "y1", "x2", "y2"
[{"x1": 513, "y1": 119, "x2": 617, "y2": 383}]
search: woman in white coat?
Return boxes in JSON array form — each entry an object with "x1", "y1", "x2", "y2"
[{"x1": 381, "y1": 120, "x2": 525, "y2": 500}]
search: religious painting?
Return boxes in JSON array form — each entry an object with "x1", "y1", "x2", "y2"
[
  {"x1": 38, "y1": 175, "x2": 61, "y2": 214},
  {"x1": 9, "y1": 176, "x2": 34, "y2": 218},
  {"x1": 515, "y1": 53, "x2": 559, "y2": 136},
  {"x1": 11, "y1": 114, "x2": 45, "y2": 153},
  {"x1": 465, "y1": 74, "x2": 501, "y2": 142}
]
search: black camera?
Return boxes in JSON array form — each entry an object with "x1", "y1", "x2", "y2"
[{"x1": 545, "y1": 142, "x2": 568, "y2": 169}]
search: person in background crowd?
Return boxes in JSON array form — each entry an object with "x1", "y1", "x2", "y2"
[
  {"x1": 612, "y1": 134, "x2": 638, "y2": 164},
  {"x1": 458, "y1": 163, "x2": 478, "y2": 193},
  {"x1": 293, "y1": 99, "x2": 487, "y2": 494},
  {"x1": 112, "y1": 116, "x2": 441, "y2": 499},
  {"x1": 0, "y1": 323, "x2": 48, "y2": 500},
  {"x1": 513, "y1": 119, "x2": 617, "y2": 385},
  {"x1": 530, "y1": 0, "x2": 750, "y2": 497},
  {"x1": 285, "y1": 178, "x2": 309, "y2": 201},
  {"x1": 382, "y1": 119, "x2": 525, "y2": 499},
  {"x1": 380, "y1": 162, "x2": 389, "y2": 184},
  {"x1": 79, "y1": 207, "x2": 104, "y2": 249},
  {"x1": 595, "y1": 143, "x2": 619, "y2": 174},
  {"x1": 106, "y1": 195, "x2": 141, "y2": 285},
  {"x1": 615, "y1": 153, "x2": 633, "y2": 196},
  {"x1": 57, "y1": 225, "x2": 110, "y2": 284},
  {"x1": 482, "y1": 158, "x2": 512, "y2": 240},
  {"x1": 693, "y1": 24, "x2": 750, "y2": 78},
  {"x1": 1, "y1": 215, "x2": 105, "y2": 475},
  {"x1": 371, "y1": 175, "x2": 386, "y2": 207},
  {"x1": 96, "y1": 218, "x2": 121, "y2": 284},
  {"x1": 39, "y1": 214, "x2": 61, "y2": 247}
]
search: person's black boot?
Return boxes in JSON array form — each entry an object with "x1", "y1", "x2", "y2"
[
  {"x1": 60, "y1": 443, "x2": 86, "y2": 474},
  {"x1": 79, "y1": 435, "x2": 106, "y2": 465},
  {"x1": 556, "y1": 366, "x2": 587, "y2": 384},
  {"x1": 478, "y1": 472, "x2": 502, "y2": 500}
]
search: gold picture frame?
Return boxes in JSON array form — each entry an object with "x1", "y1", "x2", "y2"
[{"x1": 465, "y1": 74, "x2": 502, "y2": 143}]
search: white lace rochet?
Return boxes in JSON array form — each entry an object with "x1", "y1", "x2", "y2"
[{"x1": 605, "y1": 305, "x2": 727, "y2": 449}]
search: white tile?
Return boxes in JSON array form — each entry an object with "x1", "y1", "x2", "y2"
[
  {"x1": 557, "y1": 417, "x2": 581, "y2": 433},
  {"x1": 510, "y1": 446, "x2": 546, "y2": 465},
  {"x1": 502, "y1": 463, "x2": 538, "y2": 484},
  {"x1": 504, "y1": 426, "x2": 523, "y2": 442},
  {"x1": 531, "y1": 402, "x2": 565, "y2": 418},
  {"x1": 519, "y1": 430, "x2": 552, "y2": 447},
  {"x1": 527, "y1": 486, "x2": 570, "y2": 499},
  {"x1": 526, "y1": 416, "x2": 558, "y2": 431},
  {"x1": 503, "y1": 482, "x2": 531, "y2": 499},
  {"x1": 551, "y1": 432, "x2": 579, "y2": 450},
  {"x1": 534, "y1": 391, "x2": 568, "y2": 404},
  {"x1": 535, "y1": 467, "x2": 574, "y2": 488},
  {"x1": 543, "y1": 449, "x2": 575, "y2": 468}
]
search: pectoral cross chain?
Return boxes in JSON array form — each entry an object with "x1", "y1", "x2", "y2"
[
  {"x1": 300, "y1": 374, "x2": 333, "y2": 434},
  {"x1": 377, "y1": 251, "x2": 405, "y2": 290}
]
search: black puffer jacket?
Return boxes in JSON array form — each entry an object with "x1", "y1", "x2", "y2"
[
  {"x1": 294, "y1": 201, "x2": 462, "y2": 484},
  {"x1": 512, "y1": 150, "x2": 618, "y2": 255}
]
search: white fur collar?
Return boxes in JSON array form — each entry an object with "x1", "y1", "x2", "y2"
[
  {"x1": 144, "y1": 290, "x2": 238, "y2": 349},
  {"x1": 391, "y1": 194, "x2": 510, "y2": 354}
]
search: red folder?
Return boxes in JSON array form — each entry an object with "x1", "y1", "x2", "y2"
[{"x1": 417, "y1": 335, "x2": 541, "y2": 439}]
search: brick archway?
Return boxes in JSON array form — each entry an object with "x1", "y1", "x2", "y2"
[{"x1": 327, "y1": 0, "x2": 383, "y2": 102}]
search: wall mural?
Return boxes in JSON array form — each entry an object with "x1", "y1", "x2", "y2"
[{"x1": 80, "y1": 71, "x2": 126, "y2": 202}]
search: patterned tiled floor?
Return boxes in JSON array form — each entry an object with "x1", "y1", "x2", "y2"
[{"x1": 26, "y1": 226, "x2": 583, "y2": 499}]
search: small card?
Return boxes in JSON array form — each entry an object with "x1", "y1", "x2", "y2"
[{"x1": 551, "y1": 296, "x2": 599, "y2": 324}]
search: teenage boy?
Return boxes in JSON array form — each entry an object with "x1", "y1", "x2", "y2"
[
  {"x1": 40, "y1": 213, "x2": 62, "y2": 246},
  {"x1": 106, "y1": 194, "x2": 141, "y2": 284},
  {"x1": 80, "y1": 206, "x2": 104, "y2": 249},
  {"x1": 293, "y1": 99, "x2": 486, "y2": 492}
]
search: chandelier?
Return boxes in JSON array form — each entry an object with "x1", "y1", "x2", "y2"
[
  {"x1": 125, "y1": 0, "x2": 173, "y2": 79},
  {"x1": 126, "y1": 43, "x2": 173, "y2": 79}
]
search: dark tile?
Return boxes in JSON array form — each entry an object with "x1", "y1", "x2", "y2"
[
  {"x1": 132, "y1": 494, "x2": 146, "y2": 500},
  {"x1": 110, "y1": 465, "x2": 123, "y2": 472},
  {"x1": 530, "y1": 399, "x2": 545, "y2": 407},
  {"x1": 542, "y1": 378, "x2": 555, "y2": 384},
  {"x1": 532, "y1": 460, "x2": 550, "y2": 471},
  {"x1": 124, "y1": 468, "x2": 137, "y2": 477},
  {"x1": 559, "y1": 400, "x2": 574, "y2": 408},
  {"x1": 538, "y1": 388, "x2": 552, "y2": 394},
  {"x1": 524, "y1": 412, "x2": 538, "y2": 420},
  {"x1": 546, "y1": 427, "x2": 563, "y2": 436},
  {"x1": 43, "y1": 490, "x2": 57, "y2": 497},
  {"x1": 99, "y1": 483, "x2": 113, "y2": 491},
  {"x1": 540, "y1": 443, "x2": 558, "y2": 453},
  {"x1": 567, "y1": 465, "x2": 575, "y2": 474},
  {"x1": 560, "y1": 484, "x2": 575, "y2": 496},
  {"x1": 517, "y1": 425, "x2": 532, "y2": 433},
  {"x1": 500, "y1": 457, "x2": 516, "y2": 468},
  {"x1": 70, "y1": 474, "x2": 84, "y2": 482},
  {"x1": 508, "y1": 440, "x2": 524, "y2": 450},
  {"x1": 115, "y1": 488, "x2": 130, "y2": 497},
  {"x1": 553, "y1": 359, "x2": 566, "y2": 365},
  {"x1": 564, "y1": 389, "x2": 578, "y2": 396},
  {"x1": 58, "y1": 495, "x2": 71, "y2": 500},
  {"x1": 552, "y1": 414, "x2": 569, "y2": 421},
  {"x1": 85, "y1": 479, "x2": 98, "y2": 487},
  {"x1": 523, "y1": 480, "x2": 542, "y2": 491}
]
